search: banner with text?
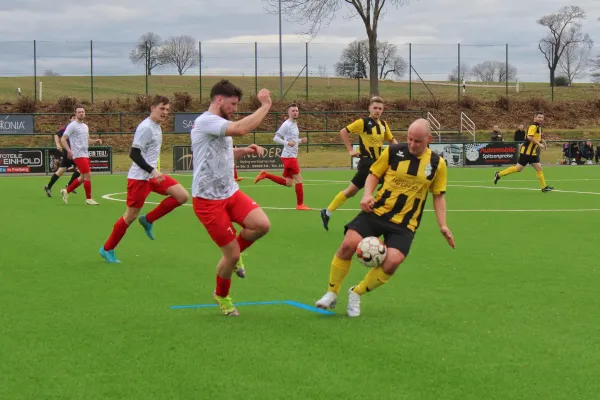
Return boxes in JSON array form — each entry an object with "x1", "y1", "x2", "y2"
[
  {"x1": 48, "y1": 146, "x2": 112, "y2": 173},
  {"x1": 0, "y1": 114, "x2": 35, "y2": 134},
  {"x1": 464, "y1": 142, "x2": 518, "y2": 166},
  {"x1": 173, "y1": 145, "x2": 284, "y2": 172},
  {"x1": 173, "y1": 113, "x2": 197, "y2": 133},
  {"x1": 0, "y1": 148, "x2": 46, "y2": 173}
]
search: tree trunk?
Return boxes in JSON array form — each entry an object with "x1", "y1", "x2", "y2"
[
  {"x1": 367, "y1": 33, "x2": 379, "y2": 95},
  {"x1": 549, "y1": 68, "x2": 555, "y2": 87}
]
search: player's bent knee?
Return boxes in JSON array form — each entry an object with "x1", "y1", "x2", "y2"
[{"x1": 381, "y1": 249, "x2": 406, "y2": 275}]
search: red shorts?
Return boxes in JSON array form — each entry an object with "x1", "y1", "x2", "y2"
[
  {"x1": 193, "y1": 190, "x2": 260, "y2": 247},
  {"x1": 282, "y1": 157, "x2": 300, "y2": 178},
  {"x1": 74, "y1": 157, "x2": 91, "y2": 174},
  {"x1": 126, "y1": 175, "x2": 179, "y2": 208}
]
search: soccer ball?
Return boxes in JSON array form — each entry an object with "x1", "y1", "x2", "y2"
[{"x1": 356, "y1": 236, "x2": 387, "y2": 267}]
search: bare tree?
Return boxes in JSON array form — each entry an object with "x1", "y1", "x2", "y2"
[
  {"x1": 43, "y1": 69, "x2": 60, "y2": 77},
  {"x1": 159, "y1": 35, "x2": 199, "y2": 75},
  {"x1": 471, "y1": 61, "x2": 517, "y2": 83},
  {"x1": 591, "y1": 54, "x2": 600, "y2": 83},
  {"x1": 129, "y1": 32, "x2": 164, "y2": 76},
  {"x1": 448, "y1": 63, "x2": 471, "y2": 82},
  {"x1": 558, "y1": 37, "x2": 593, "y2": 84},
  {"x1": 334, "y1": 39, "x2": 406, "y2": 79},
  {"x1": 263, "y1": 0, "x2": 416, "y2": 95},
  {"x1": 537, "y1": 5, "x2": 590, "y2": 86}
]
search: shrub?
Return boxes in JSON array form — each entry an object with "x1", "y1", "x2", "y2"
[
  {"x1": 173, "y1": 92, "x2": 192, "y2": 112},
  {"x1": 554, "y1": 76, "x2": 569, "y2": 87},
  {"x1": 56, "y1": 96, "x2": 77, "y2": 113},
  {"x1": 425, "y1": 97, "x2": 444, "y2": 109},
  {"x1": 527, "y1": 97, "x2": 549, "y2": 112},
  {"x1": 133, "y1": 94, "x2": 151, "y2": 113},
  {"x1": 15, "y1": 96, "x2": 36, "y2": 113},
  {"x1": 496, "y1": 95, "x2": 511, "y2": 111},
  {"x1": 324, "y1": 98, "x2": 343, "y2": 111},
  {"x1": 459, "y1": 95, "x2": 478, "y2": 110}
]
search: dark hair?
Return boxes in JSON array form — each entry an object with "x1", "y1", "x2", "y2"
[
  {"x1": 151, "y1": 95, "x2": 169, "y2": 107},
  {"x1": 210, "y1": 79, "x2": 243, "y2": 101},
  {"x1": 74, "y1": 105, "x2": 84, "y2": 111},
  {"x1": 288, "y1": 103, "x2": 299, "y2": 110},
  {"x1": 69, "y1": 114, "x2": 76, "y2": 119}
]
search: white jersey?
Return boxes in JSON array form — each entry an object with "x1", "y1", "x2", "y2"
[
  {"x1": 63, "y1": 120, "x2": 89, "y2": 159},
  {"x1": 191, "y1": 112, "x2": 238, "y2": 200},
  {"x1": 275, "y1": 119, "x2": 300, "y2": 158},
  {"x1": 128, "y1": 117, "x2": 162, "y2": 180}
]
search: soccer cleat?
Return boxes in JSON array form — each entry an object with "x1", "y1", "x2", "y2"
[
  {"x1": 213, "y1": 291, "x2": 240, "y2": 316},
  {"x1": 44, "y1": 185, "x2": 51, "y2": 197},
  {"x1": 494, "y1": 172, "x2": 500, "y2": 185},
  {"x1": 60, "y1": 188, "x2": 69, "y2": 204},
  {"x1": 138, "y1": 215, "x2": 155, "y2": 240},
  {"x1": 315, "y1": 291, "x2": 337, "y2": 310},
  {"x1": 234, "y1": 252, "x2": 246, "y2": 278},
  {"x1": 99, "y1": 246, "x2": 121, "y2": 263},
  {"x1": 296, "y1": 204, "x2": 311, "y2": 211},
  {"x1": 347, "y1": 287, "x2": 361, "y2": 317},
  {"x1": 320, "y1": 209, "x2": 330, "y2": 231},
  {"x1": 85, "y1": 199, "x2": 99, "y2": 206},
  {"x1": 254, "y1": 170, "x2": 268, "y2": 184},
  {"x1": 541, "y1": 186, "x2": 554, "y2": 193},
  {"x1": 235, "y1": 177, "x2": 245, "y2": 182}
]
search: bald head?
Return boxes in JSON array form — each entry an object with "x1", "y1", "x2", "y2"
[{"x1": 407, "y1": 118, "x2": 432, "y2": 156}]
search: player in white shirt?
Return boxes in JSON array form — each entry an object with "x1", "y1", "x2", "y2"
[
  {"x1": 99, "y1": 96, "x2": 189, "y2": 263},
  {"x1": 59, "y1": 107, "x2": 102, "y2": 205},
  {"x1": 253, "y1": 103, "x2": 310, "y2": 210},
  {"x1": 191, "y1": 79, "x2": 271, "y2": 316}
]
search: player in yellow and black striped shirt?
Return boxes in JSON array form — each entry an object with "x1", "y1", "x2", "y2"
[
  {"x1": 316, "y1": 119, "x2": 455, "y2": 317},
  {"x1": 320, "y1": 96, "x2": 397, "y2": 230},
  {"x1": 494, "y1": 112, "x2": 554, "y2": 192}
]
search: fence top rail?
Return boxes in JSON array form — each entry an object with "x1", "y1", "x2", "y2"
[{"x1": 6, "y1": 110, "x2": 426, "y2": 117}]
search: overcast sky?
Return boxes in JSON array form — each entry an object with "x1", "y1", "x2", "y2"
[{"x1": 0, "y1": 0, "x2": 599, "y2": 81}]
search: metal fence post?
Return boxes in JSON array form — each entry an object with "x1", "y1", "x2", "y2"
[
  {"x1": 90, "y1": 40, "x2": 94, "y2": 103},
  {"x1": 199, "y1": 41, "x2": 202, "y2": 101},
  {"x1": 457, "y1": 43, "x2": 461, "y2": 101},
  {"x1": 305, "y1": 42, "x2": 309, "y2": 100},
  {"x1": 33, "y1": 40, "x2": 37, "y2": 102},
  {"x1": 254, "y1": 42, "x2": 258, "y2": 95},
  {"x1": 505, "y1": 43, "x2": 509, "y2": 96},
  {"x1": 145, "y1": 41, "x2": 149, "y2": 95},
  {"x1": 408, "y1": 43, "x2": 412, "y2": 100}
]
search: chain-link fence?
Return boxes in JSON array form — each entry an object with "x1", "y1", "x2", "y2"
[{"x1": 0, "y1": 40, "x2": 598, "y2": 103}]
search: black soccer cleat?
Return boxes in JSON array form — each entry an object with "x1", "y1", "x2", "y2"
[
  {"x1": 494, "y1": 172, "x2": 500, "y2": 185},
  {"x1": 44, "y1": 185, "x2": 51, "y2": 197},
  {"x1": 541, "y1": 186, "x2": 554, "y2": 193},
  {"x1": 320, "y1": 209, "x2": 330, "y2": 231}
]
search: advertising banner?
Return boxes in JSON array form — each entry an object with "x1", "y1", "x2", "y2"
[
  {"x1": 0, "y1": 114, "x2": 35, "y2": 134},
  {"x1": 0, "y1": 148, "x2": 46, "y2": 173},
  {"x1": 464, "y1": 142, "x2": 518, "y2": 166},
  {"x1": 429, "y1": 143, "x2": 464, "y2": 167},
  {"x1": 173, "y1": 145, "x2": 284, "y2": 171},
  {"x1": 173, "y1": 113, "x2": 197, "y2": 133}
]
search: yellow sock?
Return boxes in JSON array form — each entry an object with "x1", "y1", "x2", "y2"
[
  {"x1": 327, "y1": 191, "x2": 348, "y2": 213},
  {"x1": 498, "y1": 165, "x2": 519, "y2": 177},
  {"x1": 328, "y1": 255, "x2": 351, "y2": 294},
  {"x1": 536, "y1": 170, "x2": 547, "y2": 189},
  {"x1": 352, "y1": 267, "x2": 391, "y2": 295}
]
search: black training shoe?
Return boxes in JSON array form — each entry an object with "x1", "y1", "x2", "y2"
[
  {"x1": 494, "y1": 172, "x2": 500, "y2": 185},
  {"x1": 320, "y1": 209, "x2": 330, "y2": 231},
  {"x1": 541, "y1": 186, "x2": 554, "y2": 193},
  {"x1": 44, "y1": 185, "x2": 51, "y2": 197}
]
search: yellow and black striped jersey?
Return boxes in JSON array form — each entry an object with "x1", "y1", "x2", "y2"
[
  {"x1": 370, "y1": 144, "x2": 447, "y2": 232},
  {"x1": 346, "y1": 117, "x2": 394, "y2": 161},
  {"x1": 520, "y1": 123, "x2": 542, "y2": 156}
]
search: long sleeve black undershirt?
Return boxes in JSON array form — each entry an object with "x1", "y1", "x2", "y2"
[{"x1": 129, "y1": 147, "x2": 154, "y2": 174}]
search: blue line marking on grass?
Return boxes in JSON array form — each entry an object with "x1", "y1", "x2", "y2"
[
  {"x1": 170, "y1": 300, "x2": 335, "y2": 315},
  {"x1": 284, "y1": 300, "x2": 335, "y2": 315}
]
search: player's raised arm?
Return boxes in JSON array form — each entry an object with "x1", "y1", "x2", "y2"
[{"x1": 225, "y1": 89, "x2": 272, "y2": 136}]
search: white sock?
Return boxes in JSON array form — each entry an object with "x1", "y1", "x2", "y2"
[{"x1": 325, "y1": 209, "x2": 332, "y2": 217}]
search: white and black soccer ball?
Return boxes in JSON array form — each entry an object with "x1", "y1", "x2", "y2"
[{"x1": 355, "y1": 236, "x2": 387, "y2": 268}]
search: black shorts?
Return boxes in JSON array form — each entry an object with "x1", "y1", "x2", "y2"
[
  {"x1": 517, "y1": 153, "x2": 540, "y2": 166},
  {"x1": 59, "y1": 151, "x2": 76, "y2": 169},
  {"x1": 345, "y1": 211, "x2": 415, "y2": 257},
  {"x1": 351, "y1": 158, "x2": 383, "y2": 189}
]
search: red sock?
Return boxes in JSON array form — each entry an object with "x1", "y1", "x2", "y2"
[
  {"x1": 216, "y1": 275, "x2": 232, "y2": 297},
  {"x1": 146, "y1": 197, "x2": 181, "y2": 223},
  {"x1": 104, "y1": 217, "x2": 130, "y2": 250},
  {"x1": 265, "y1": 173, "x2": 287, "y2": 186},
  {"x1": 83, "y1": 180, "x2": 92, "y2": 199},
  {"x1": 295, "y1": 183, "x2": 304, "y2": 205},
  {"x1": 234, "y1": 167, "x2": 239, "y2": 179},
  {"x1": 237, "y1": 235, "x2": 254, "y2": 252},
  {"x1": 67, "y1": 178, "x2": 82, "y2": 194}
]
